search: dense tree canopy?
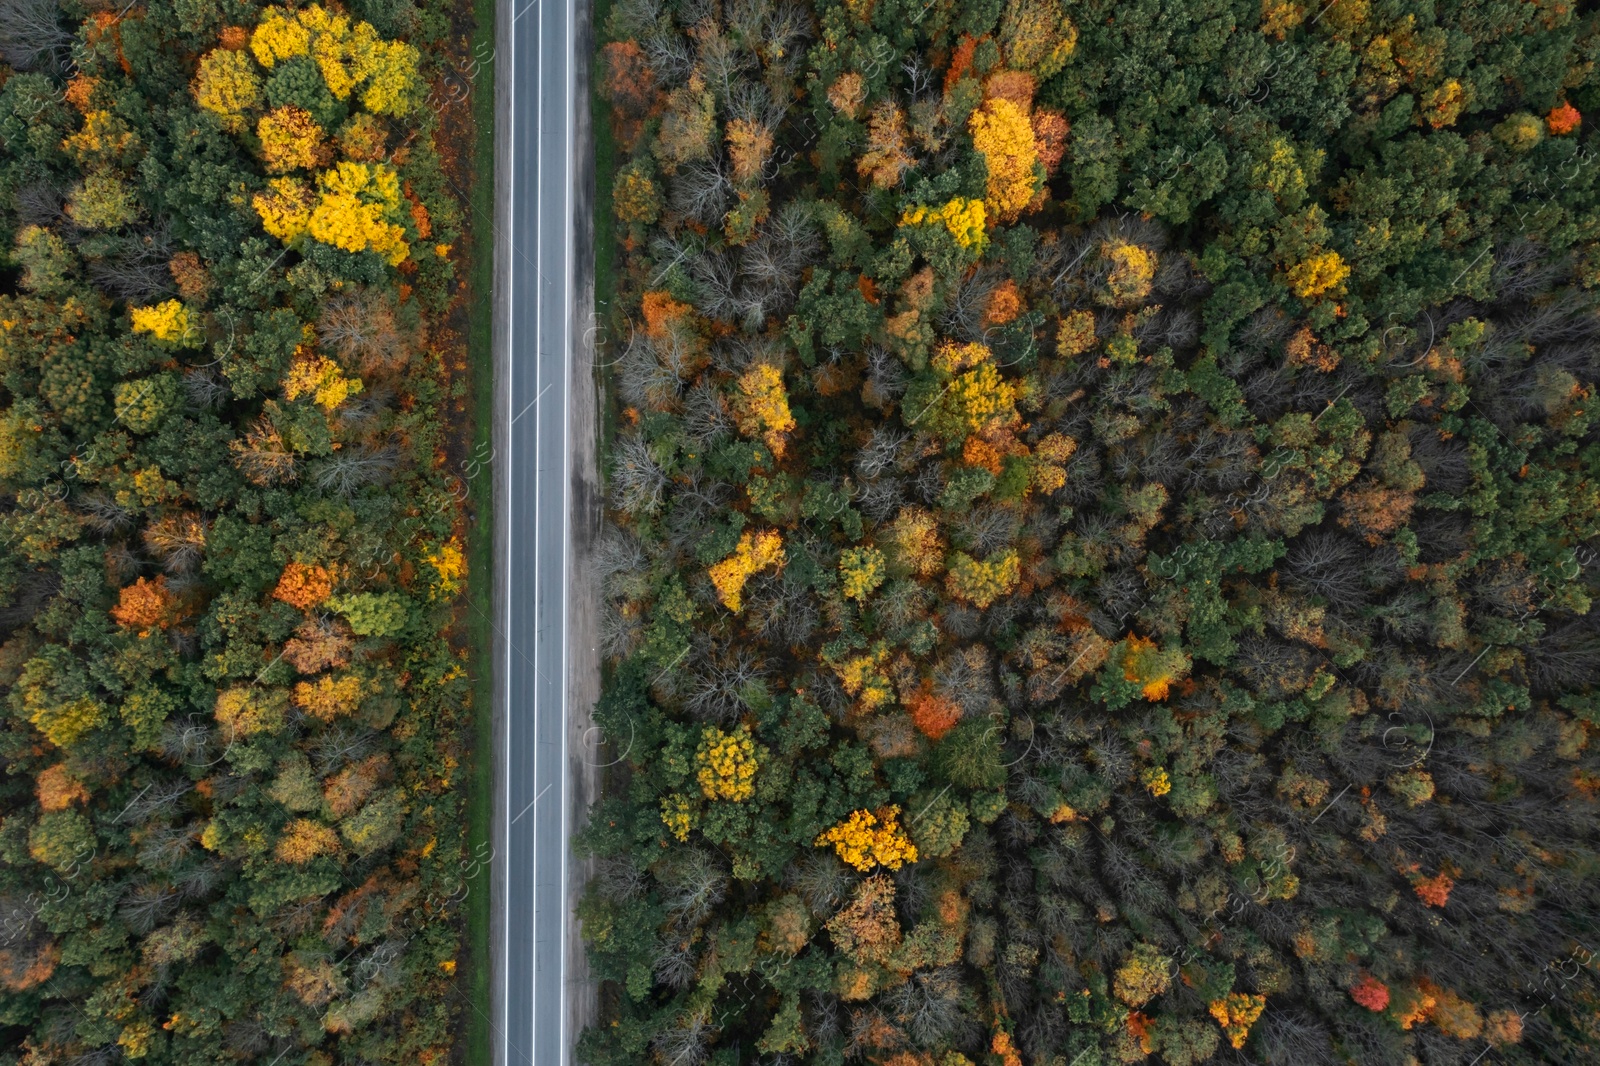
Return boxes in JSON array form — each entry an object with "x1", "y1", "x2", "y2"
[
  {"x1": 0, "y1": 0, "x2": 480, "y2": 1061},
  {"x1": 583, "y1": 0, "x2": 1600, "y2": 1064}
]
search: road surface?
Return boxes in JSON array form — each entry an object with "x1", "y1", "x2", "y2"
[{"x1": 490, "y1": 0, "x2": 601, "y2": 1060}]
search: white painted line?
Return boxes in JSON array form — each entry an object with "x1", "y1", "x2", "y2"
[
  {"x1": 559, "y1": 0, "x2": 575, "y2": 1056},
  {"x1": 511, "y1": 783, "x2": 552, "y2": 826},
  {"x1": 500, "y1": 0, "x2": 518, "y2": 1060},
  {"x1": 510, "y1": 383, "x2": 552, "y2": 427}
]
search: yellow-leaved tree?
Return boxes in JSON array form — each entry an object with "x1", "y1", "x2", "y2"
[
  {"x1": 920, "y1": 357, "x2": 1019, "y2": 442},
  {"x1": 969, "y1": 97, "x2": 1041, "y2": 222},
  {"x1": 251, "y1": 5, "x2": 420, "y2": 115},
  {"x1": 696, "y1": 725, "x2": 758, "y2": 801},
  {"x1": 192, "y1": 48, "x2": 260, "y2": 131},
  {"x1": 308, "y1": 161, "x2": 410, "y2": 264},
  {"x1": 708, "y1": 529, "x2": 785, "y2": 612},
  {"x1": 816, "y1": 806, "x2": 918, "y2": 871},
  {"x1": 1098, "y1": 240, "x2": 1157, "y2": 306},
  {"x1": 275, "y1": 819, "x2": 341, "y2": 864},
  {"x1": 659, "y1": 793, "x2": 696, "y2": 841},
  {"x1": 1209, "y1": 993, "x2": 1267, "y2": 1049},
  {"x1": 283, "y1": 350, "x2": 363, "y2": 411},
  {"x1": 257, "y1": 106, "x2": 326, "y2": 173},
  {"x1": 828, "y1": 642, "x2": 893, "y2": 710},
  {"x1": 946, "y1": 550, "x2": 1021, "y2": 609},
  {"x1": 1289, "y1": 250, "x2": 1351, "y2": 299},
  {"x1": 884, "y1": 505, "x2": 946, "y2": 577},
  {"x1": 731, "y1": 363, "x2": 795, "y2": 457},
  {"x1": 253, "y1": 176, "x2": 316, "y2": 244},
  {"x1": 900, "y1": 197, "x2": 987, "y2": 252},
  {"x1": 130, "y1": 300, "x2": 200, "y2": 347},
  {"x1": 1118, "y1": 635, "x2": 1191, "y2": 701},
  {"x1": 999, "y1": 0, "x2": 1078, "y2": 77},
  {"x1": 1114, "y1": 943, "x2": 1173, "y2": 1007},
  {"x1": 839, "y1": 546, "x2": 886, "y2": 601},
  {"x1": 229, "y1": 7, "x2": 422, "y2": 262}
]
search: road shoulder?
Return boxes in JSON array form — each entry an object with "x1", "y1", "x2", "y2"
[
  {"x1": 488, "y1": 0, "x2": 514, "y2": 1058},
  {"x1": 566, "y1": 0, "x2": 603, "y2": 1053}
]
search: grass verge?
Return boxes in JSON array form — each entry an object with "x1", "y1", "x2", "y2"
[
  {"x1": 593, "y1": 0, "x2": 619, "y2": 456},
  {"x1": 461, "y1": 0, "x2": 498, "y2": 1059}
]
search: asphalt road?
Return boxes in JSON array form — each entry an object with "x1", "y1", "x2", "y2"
[{"x1": 492, "y1": 0, "x2": 580, "y2": 1060}]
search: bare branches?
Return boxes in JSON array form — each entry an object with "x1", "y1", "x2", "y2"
[
  {"x1": 610, "y1": 431, "x2": 669, "y2": 516},
  {"x1": 0, "y1": 0, "x2": 70, "y2": 72}
]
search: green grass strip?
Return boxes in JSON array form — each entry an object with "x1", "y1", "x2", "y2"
[{"x1": 461, "y1": 0, "x2": 498, "y2": 1058}]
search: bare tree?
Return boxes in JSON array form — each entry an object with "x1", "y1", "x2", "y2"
[
  {"x1": 609, "y1": 0, "x2": 664, "y2": 37},
  {"x1": 683, "y1": 642, "x2": 766, "y2": 724},
  {"x1": 955, "y1": 505, "x2": 1020, "y2": 557},
  {"x1": 670, "y1": 158, "x2": 732, "y2": 226},
  {"x1": 610, "y1": 432, "x2": 669, "y2": 516},
  {"x1": 697, "y1": 25, "x2": 754, "y2": 104},
  {"x1": 15, "y1": 181, "x2": 64, "y2": 226},
  {"x1": 136, "y1": 826, "x2": 197, "y2": 872},
  {"x1": 310, "y1": 726, "x2": 378, "y2": 775},
  {"x1": 940, "y1": 267, "x2": 999, "y2": 342},
  {"x1": 682, "y1": 380, "x2": 732, "y2": 447},
  {"x1": 593, "y1": 523, "x2": 648, "y2": 582},
  {"x1": 87, "y1": 223, "x2": 174, "y2": 302},
  {"x1": 661, "y1": 849, "x2": 728, "y2": 929},
  {"x1": 230, "y1": 416, "x2": 298, "y2": 486},
  {"x1": 77, "y1": 490, "x2": 136, "y2": 535},
  {"x1": 1283, "y1": 529, "x2": 1368, "y2": 612},
  {"x1": 883, "y1": 966, "x2": 971, "y2": 1048},
  {"x1": 653, "y1": 937, "x2": 698, "y2": 991},
  {"x1": 142, "y1": 513, "x2": 207, "y2": 573},
  {"x1": 651, "y1": 1011, "x2": 715, "y2": 1066},
  {"x1": 317, "y1": 288, "x2": 411, "y2": 376},
  {"x1": 855, "y1": 425, "x2": 907, "y2": 480},
  {"x1": 854, "y1": 476, "x2": 904, "y2": 523},
  {"x1": 641, "y1": 27, "x2": 693, "y2": 86},
  {"x1": 118, "y1": 883, "x2": 182, "y2": 935},
  {"x1": 311, "y1": 445, "x2": 399, "y2": 497},
  {"x1": 0, "y1": 0, "x2": 71, "y2": 72},
  {"x1": 184, "y1": 367, "x2": 230, "y2": 410}
]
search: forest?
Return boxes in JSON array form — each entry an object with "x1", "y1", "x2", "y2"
[
  {"x1": 0, "y1": 0, "x2": 484, "y2": 1062},
  {"x1": 583, "y1": 0, "x2": 1600, "y2": 1064}
]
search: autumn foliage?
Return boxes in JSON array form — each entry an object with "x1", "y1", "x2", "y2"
[
  {"x1": 906, "y1": 684, "x2": 961, "y2": 740},
  {"x1": 1547, "y1": 101, "x2": 1581, "y2": 135},
  {"x1": 695, "y1": 725, "x2": 759, "y2": 801},
  {"x1": 708, "y1": 529, "x2": 785, "y2": 612},
  {"x1": 1412, "y1": 869, "x2": 1454, "y2": 908},
  {"x1": 968, "y1": 97, "x2": 1041, "y2": 223},
  {"x1": 1350, "y1": 974, "x2": 1391, "y2": 1011},
  {"x1": 276, "y1": 818, "x2": 342, "y2": 863},
  {"x1": 273, "y1": 561, "x2": 334, "y2": 609},
  {"x1": 1209, "y1": 992, "x2": 1266, "y2": 1049},
  {"x1": 731, "y1": 363, "x2": 796, "y2": 457},
  {"x1": 111, "y1": 575, "x2": 176, "y2": 632},
  {"x1": 36, "y1": 765, "x2": 90, "y2": 811},
  {"x1": 816, "y1": 806, "x2": 918, "y2": 871},
  {"x1": 823, "y1": 875, "x2": 897, "y2": 962},
  {"x1": 0, "y1": 0, "x2": 471, "y2": 1059},
  {"x1": 258, "y1": 106, "x2": 327, "y2": 173},
  {"x1": 574, "y1": 0, "x2": 1600, "y2": 1062}
]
